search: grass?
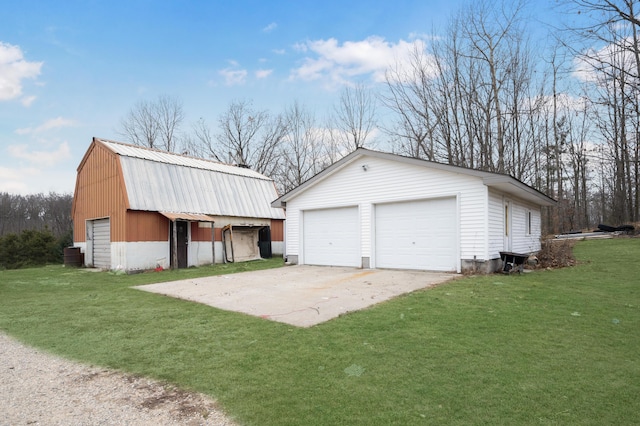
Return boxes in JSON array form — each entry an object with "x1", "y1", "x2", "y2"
[{"x1": 1, "y1": 240, "x2": 639, "y2": 425}]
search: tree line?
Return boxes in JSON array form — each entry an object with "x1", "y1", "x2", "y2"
[
  {"x1": 0, "y1": 192, "x2": 73, "y2": 269},
  {"x1": 118, "y1": 0, "x2": 638, "y2": 235}
]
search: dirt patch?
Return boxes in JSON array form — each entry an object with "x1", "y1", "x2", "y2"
[
  {"x1": 536, "y1": 239, "x2": 577, "y2": 269},
  {"x1": 0, "y1": 332, "x2": 236, "y2": 425}
]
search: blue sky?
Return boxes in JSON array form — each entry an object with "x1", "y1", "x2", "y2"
[{"x1": 1, "y1": 0, "x2": 558, "y2": 194}]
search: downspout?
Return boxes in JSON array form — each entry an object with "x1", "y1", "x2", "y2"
[{"x1": 211, "y1": 221, "x2": 215, "y2": 265}]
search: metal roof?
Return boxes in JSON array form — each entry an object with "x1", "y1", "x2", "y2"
[
  {"x1": 160, "y1": 212, "x2": 215, "y2": 222},
  {"x1": 97, "y1": 139, "x2": 285, "y2": 220},
  {"x1": 99, "y1": 138, "x2": 269, "y2": 180}
]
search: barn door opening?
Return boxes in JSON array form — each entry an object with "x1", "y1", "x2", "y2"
[
  {"x1": 221, "y1": 225, "x2": 265, "y2": 262},
  {"x1": 170, "y1": 220, "x2": 189, "y2": 268},
  {"x1": 258, "y1": 226, "x2": 272, "y2": 258}
]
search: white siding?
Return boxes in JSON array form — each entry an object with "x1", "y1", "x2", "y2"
[
  {"x1": 111, "y1": 241, "x2": 221, "y2": 271},
  {"x1": 488, "y1": 190, "x2": 505, "y2": 258},
  {"x1": 511, "y1": 199, "x2": 542, "y2": 253},
  {"x1": 284, "y1": 156, "x2": 487, "y2": 268},
  {"x1": 112, "y1": 241, "x2": 167, "y2": 270},
  {"x1": 488, "y1": 189, "x2": 542, "y2": 259},
  {"x1": 189, "y1": 241, "x2": 215, "y2": 267}
]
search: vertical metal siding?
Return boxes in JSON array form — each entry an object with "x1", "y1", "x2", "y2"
[
  {"x1": 125, "y1": 210, "x2": 169, "y2": 242},
  {"x1": 270, "y1": 219, "x2": 284, "y2": 242},
  {"x1": 191, "y1": 222, "x2": 213, "y2": 242},
  {"x1": 73, "y1": 142, "x2": 128, "y2": 243},
  {"x1": 74, "y1": 139, "x2": 284, "y2": 251}
]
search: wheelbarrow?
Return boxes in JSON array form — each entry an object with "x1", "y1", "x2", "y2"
[{"x1": 499, "y1": 251, "x2": 529, "y2": 274}]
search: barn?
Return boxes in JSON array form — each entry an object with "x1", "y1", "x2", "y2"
[
  {"x1": 271, "y1": 148, "x2": 556, "y2": 273},
  {"x1": 72, "y1": 138, "x2": 285, "y2": 271}
]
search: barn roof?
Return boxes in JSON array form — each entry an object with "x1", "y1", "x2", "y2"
[
  {"x1": 95, "y1": 138, "x2": 285, "y2": 220},
  {"x1": 272, "y1": 148, "x2": 556, "y2": 208}
]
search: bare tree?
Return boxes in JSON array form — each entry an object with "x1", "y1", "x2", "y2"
[
  {"x1": 382, "y1": 0, "x2": 536, "y2": 175},
  {"x1": 156, "y1": 95, "x2": 185, "y2": 152},
  {"x1": 119, "y1": 95, "x2": 184, "y2": 152},
  {"x1": 381, "y1": 44, "x2": 438, "y2": 160},
  {"x1": 190, "y1": 100, "x2": 287, "y2": 177},
  {"x1": 276, "y1": 101, "x2": 324, "y2": 193},
  {"x1": 330, "y1": 83, "x2": 378, "y2": 150},
  {"x1": 560, "y1": 0, "x2": 640, "y2": 223}
]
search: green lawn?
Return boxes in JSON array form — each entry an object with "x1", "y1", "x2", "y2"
[{"x1": 1, "y1": 240, "x2": 639, "y2": 425}]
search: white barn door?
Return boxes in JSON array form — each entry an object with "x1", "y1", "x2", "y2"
[
  {"x1": 375, "y1": 198, "x2": 457, "y2": 271},
  {"x1": 92, "y1": 218, "x2": 111, "y2": 269},
  {"x1": 303, "y1": 207, "x2": 359, "y2": 267}
]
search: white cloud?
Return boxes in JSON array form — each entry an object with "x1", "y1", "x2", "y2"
[
  {"x1": 0, "y1": 166, "x2": 40, "y2": 193},
  {"x1": 8, "y1": 141, "x2": 72, "y2": 167},
  {"x1": 263, "y1": 22, "x2": 277, "y2": 33},
  {"x1": 21, "y1": 95, "x2": 36, "y2": 107},
  {"x1": 0, "y1": 41, "x2": 43, "y2": 101},
  {"x1": 15, "y1": 117, "x2": 76, "y2": 135},
  {"x1": 290, "y1": 36, "x2": 429, "y2": 87},
  {"x1": 273, "y1": 49, "x2": 286, "y2": 55},
  {"x1": 219, "y1": 68, "x2": 248, "y2": 86},
  {"x1": 0, "y1": 164, "x2": 74, "y2": 194},
  {"x1": 0, "y1": 137, "x2": 76, "y2": 194},
  {"x1": 573, "y1": 38, "x2": 638, "y2": 84},
  {"x1": 255, "y1": 69, "x2": 273, "y2": 79}
]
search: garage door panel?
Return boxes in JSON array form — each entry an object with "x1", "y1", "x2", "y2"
[
  {"x1": 304, "y1": 207, "x2": 359, "y2": 267},
  {"x1": 93, "y1": 218, "x2": 111, "y2": 269},
  {"x1": 375, "y1": 198, "x2": 456, "y2": 271}
]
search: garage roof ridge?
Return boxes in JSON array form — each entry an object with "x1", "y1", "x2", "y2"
[{"x1": 271, "y1": 147, "x2": 556, "y2": 208}]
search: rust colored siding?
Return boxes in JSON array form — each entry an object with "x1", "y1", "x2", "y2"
[
  {"x1": 126, "y1": 211, "x2": 169, "y2": 241},
  {"x1": 72, "y1": 140, "x2": 129, "y2": 242},
  {"x1": 214, "y1": 227, "x2": 223, "y2": 241},
  {"x1": 191, "y1": 222, "x2": 213, "y2": 242},
  {"x1": 271, "y1": 219, "x2": 284, "y2": 242}
]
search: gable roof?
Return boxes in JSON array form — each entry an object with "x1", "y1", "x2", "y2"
[
  {"x1": 272, "y1": 148, "x2": 556, "y2": 208},
  {"x1": 93, "y1": 138, "x2": 285, "y2": 219}
]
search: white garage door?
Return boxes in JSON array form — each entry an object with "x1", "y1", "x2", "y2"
[
  {"x1": 303, "y1": 207, "x2": 359, "y2": 267},
  {"x1": 375, "y1": 197, "x2": 457, "y2": 271},
  {"x1": 92, "y1": 218, "x2": 111, "y2": 269}
]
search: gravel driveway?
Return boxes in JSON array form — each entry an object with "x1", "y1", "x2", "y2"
[{"x1": 0, "y1": 332, "x2": 235, "y2": 426}]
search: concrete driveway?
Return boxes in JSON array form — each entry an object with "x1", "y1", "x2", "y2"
[{"x1": 134, "y1": 265, "x2": 455, "y2": 327}]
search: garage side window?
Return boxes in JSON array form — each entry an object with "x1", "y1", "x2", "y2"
[{"x1": 526, "y1": 210, "x2": 532, "y2": 236}]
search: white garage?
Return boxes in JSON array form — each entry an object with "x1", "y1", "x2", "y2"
[
  {"x1": 375, "y1": 197, "x2": 457, "y2": 271},
  {"x1": 303, "y1": 207, "x2": 360, "y2": 267},
  {"x1": 272, "y1": 148, "x2": 556, "y2": 274}
]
